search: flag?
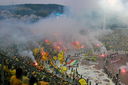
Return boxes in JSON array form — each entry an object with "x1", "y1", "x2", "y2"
[
  {"x1": 58, "y1": 51, "x2": 65, "y2": 61},
  {"x1": 53, "y1": 56, "x2": 57, "y2": 60},
  {"x1": 67, "y1": 60, "x2": 79, "y2": 66},
  {"x1": 33, "y1": 48, "x2": 39, "y2": 56},
  {"x1": 60, "y1": 66, "x2": 68, "y2": 72},
  {"x1": 42, "y1": 55, "x2": 48, "y2": 61},
  {"x1": 79, "y1": 78, "x2": 87, "y2": 85}
]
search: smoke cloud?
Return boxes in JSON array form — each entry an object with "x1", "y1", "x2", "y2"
[
  {"x1": 19, "y1": 50, "x2": 36, "y2": 62},
  {"x1": 0, "y1": 0, "x2": 128, "y2": 60}
]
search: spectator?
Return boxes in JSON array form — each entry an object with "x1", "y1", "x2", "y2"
[
  {"x1": 38, "y1": 78, "x2": 49, "y2": 85},
  {"x1": 22, "y1": 71, "x2": 29, "y2": 85},
  {"x1": 96, "y1": 83, "x2": 98, "y2": 85},
  {"x1": 10, "y1": 68, "x2": 23, "y2": 85},
  {"x1": 29, "y1": 76, "x2": 38, "y2": 85}
]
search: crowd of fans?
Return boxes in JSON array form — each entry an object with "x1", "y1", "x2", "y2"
[
  {"x1": 0, "y1": 42, "x2": 82, "y2": 85},
  {"x1": 0, "y1": 55, "x2": 77, "y2": 85},
  {"x1": 103, "y1": 53, "x2": 123, "y2": 85}
]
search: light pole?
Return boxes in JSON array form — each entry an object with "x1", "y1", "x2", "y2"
[{"x1": 103, "y1": 10, "x2": 106, "y2": 30}]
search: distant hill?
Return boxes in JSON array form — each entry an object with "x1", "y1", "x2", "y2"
[{"x1": 0, "y1": 4, "x2": 64, "y2": 22}]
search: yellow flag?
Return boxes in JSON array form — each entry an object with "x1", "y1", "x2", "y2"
[
  {"x1": 60, "y1": 66, "x2": 67, "y2": 72},
  {"x1": 10, "y1": 69, "x2": 16, "y2": 75},
  {"x1": 50, "y1": 61, "x2": 54, "y2": 66},
  {"x1": 42, "y1": 55, "x2": 48, "y2": 61},
  {"x1": 53, "y1": 56, "x2": 57, "y2": 60},
  {"x1": 58, "y1": 51, "x2": 64, "y2": 60},
  {"x1": 79, "y1": 79, "x2": 87, "y2": 85},
  {"x1": 33, "y1": 48, "x2": 39, "y2": 56}
]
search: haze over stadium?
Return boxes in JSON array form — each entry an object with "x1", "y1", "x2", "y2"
[{"x1": 0, "y1": 0, "x2": 128, "y2": 85}]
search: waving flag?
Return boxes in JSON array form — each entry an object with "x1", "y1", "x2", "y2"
[{"x1": 67, "y1": 60, "x2": 79, "y2": 66}]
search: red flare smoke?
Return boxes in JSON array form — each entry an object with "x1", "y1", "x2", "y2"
[
  {"x1": 81, "y1": 45, "x2": 85, "y2": 48},
  {"x1": 34, "y1": 61, "x2": 38, "y2": 66},
  {"x1": 121, "y1": 68, "x2": 127, "y2": 73},
  {"x1": 100, "y1": 54, "x2": 107, "y2": 58},
  {"x1": 44, "y1": 39, "x2": 49, "y2": 43},
  {"x1": 96, "y1": 43, "x2": 101, "y2": 47}
]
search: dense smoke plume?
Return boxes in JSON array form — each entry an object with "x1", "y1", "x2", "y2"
[
  {"x1": 19, "y1": 50, "x2": 36, "y2": 62},
  {"x1": 0, "y1": 0, "x2": 128, "y2": 60}
]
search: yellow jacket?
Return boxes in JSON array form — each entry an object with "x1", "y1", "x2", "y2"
[{"x1": 10, "y1": 75, "x2": 22, "y2": 85}]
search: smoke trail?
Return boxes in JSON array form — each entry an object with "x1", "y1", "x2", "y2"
[{"x1": 19, "y1": 50, "x2": 36, "y2": 62}]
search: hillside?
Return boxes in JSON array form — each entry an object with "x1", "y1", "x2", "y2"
[{"x1": 0, "y1": 4, "x2": 64, "y2": 22}]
